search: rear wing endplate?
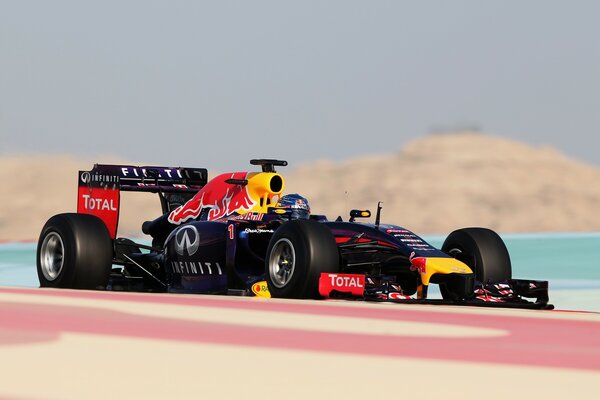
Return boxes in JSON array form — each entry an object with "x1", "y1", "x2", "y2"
[{"x1": 77, "y1": 164, "x2": 208, "y2": 239}]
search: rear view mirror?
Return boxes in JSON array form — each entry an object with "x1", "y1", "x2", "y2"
[{"x1": 349, "y1": 209, "x2": 371, "y2": 222}]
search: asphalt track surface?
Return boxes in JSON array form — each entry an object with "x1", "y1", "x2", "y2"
[{"x1": 0, "y1": 287, "x2": 599, "y2": 399}]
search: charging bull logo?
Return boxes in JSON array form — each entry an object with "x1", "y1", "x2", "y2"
[
  {"x1": 168, "y1": 172, "x2": 256, "y2": 225},
  {"x1": 409, "y1": 252, "x2": 427, "y2": 274}
]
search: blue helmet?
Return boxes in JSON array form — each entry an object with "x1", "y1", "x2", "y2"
[{"x1": 276, "y1": 193, "x2": 311, "y2": 219}]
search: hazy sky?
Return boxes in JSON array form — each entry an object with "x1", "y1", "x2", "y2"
[{"x1": 1, "y1": 1, "x2": 599, "y2": 171}]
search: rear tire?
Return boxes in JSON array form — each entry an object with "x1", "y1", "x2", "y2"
[
  {"x1": 442, "y1": 227, "x2": 512, "y2": 283},
  {"x1": 37, "y1": 213, "x2": 113, "y2": 289},
  {"x1": 266, "y1": 220, "x2": 339, "y2": 299}
]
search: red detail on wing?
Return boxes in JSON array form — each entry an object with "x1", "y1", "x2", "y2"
[
  {"x1": 388, "y1": 292, "x2": 413, "y2": 300},
  {"x1": 168, "y1": 172, "x2": 256, "y2": 224},
  {"x1": 476, "y1": 295, "x2": 506, "y2": 303},
  {"x1": 77, "y1": 186, "x2": 120, "y2": 239},
  {"x1": 335, "y1": 237, "x2": 373, "y2": 244},
  {"x1": 319, "y1": 273, "x2": 366, "y2": 298}
]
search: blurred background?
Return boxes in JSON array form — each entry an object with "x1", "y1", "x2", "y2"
[
  {"x1": 2, "y1": 0, "x2": 600, "y2": 238},
  {"x1": 1, "y1": 1, "x2": 599, "y2": 310},
  {"x1": 2, "y1": 1, "x2": 599, "y2": 168}
]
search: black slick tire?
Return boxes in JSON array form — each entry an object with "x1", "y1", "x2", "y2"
[
  {"x1": 265, "y1": 219, "x2": 339, "y2": 299},
  {"x1": 442, "y1": 227, "x2": 512, "y2": 283},
  {"x1": 37, "y1": 213, "x2": 113, "y2": 289}
]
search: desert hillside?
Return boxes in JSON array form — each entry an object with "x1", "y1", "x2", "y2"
[
  {"x1": 0, "y1": 155, "x2": 165, "y2": 242},
  {"x1": 286, "y1": 132, "x2": 600, "y2": 234},
  {"x1": 2, "y1": 132, "x2": 600, "y2": 241}
]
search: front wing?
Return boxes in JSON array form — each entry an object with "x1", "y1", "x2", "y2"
[{"x1": 318, "y1": 273, "x2": 553, "y2": 310}]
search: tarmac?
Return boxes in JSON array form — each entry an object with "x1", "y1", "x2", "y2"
[{"x1": 0, "y1": 286, "x2": 599, "y2": 399}]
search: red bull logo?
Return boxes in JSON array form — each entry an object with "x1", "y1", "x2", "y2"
[
  {"x1": 168, "y1": 172, "x2": 256, "y2": 224},
  {"x1": 409, "y1": 252, "x2": 427, "y2": 274}
]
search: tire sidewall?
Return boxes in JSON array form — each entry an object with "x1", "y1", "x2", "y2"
[
  {"x1": 37, "y1": 215, "x2": 77, "y2": 288},
  {"x1": 266, "y1": 219, "x2": 338, "y2": 299},
  {"x1": 442, "y1": 227, "x2": 512, "y2": 283},
  {"x1": 267, "y1": 226, "x2": 310, "y2": 297},
  {"x1": 37, "y1": 213, "x2": 113, "y2": 289}
]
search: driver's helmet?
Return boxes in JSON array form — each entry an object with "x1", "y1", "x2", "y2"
[{"x1": 276, "y1": 193, "x2": 311, "y2": 219}]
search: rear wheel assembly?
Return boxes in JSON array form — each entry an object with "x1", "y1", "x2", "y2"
[{"x1": 37, "y1": 213, "x2": 113, "y2": 289}]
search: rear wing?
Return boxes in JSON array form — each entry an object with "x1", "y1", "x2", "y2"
[{"x1": 77, "y1": 164, "x2": 208, "y2": 239}]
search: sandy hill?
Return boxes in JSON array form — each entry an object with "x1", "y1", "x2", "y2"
[
  {"x1": 286, "y1": 132, "x2": 600, "y2": 233},
  {"x1": 0, "y1": 155, "x2": 166, "y2": 242},
  {"x1": 2, "y1": 132, "x2": 599, "y2": 241}
]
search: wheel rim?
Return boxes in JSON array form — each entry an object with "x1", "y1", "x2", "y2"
[
  {"x1": 268, "y1": 238, "x2": 296, "y2": 288},
  {"x1": 40, "y1": 232, "x2": 65, "y2": 281}
]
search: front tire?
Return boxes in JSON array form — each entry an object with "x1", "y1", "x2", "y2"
[
  {"x1": 266, "y1": 220, "x2": 339, "y2": 299},
  {"x1": 442, "y1": 227, "x2": 512, "y2": 283},
  {"x1": 37, "y1": 213, "x2": 113, "y2": 289}
]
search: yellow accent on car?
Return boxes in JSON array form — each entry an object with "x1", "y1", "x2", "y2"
[
  {"x1": 252, "y1": 281, "x2": 271, "y2": 298},
  {"x1": 420, "y1": 257, "x2": 473, "y2": 286},
  {"x1": 240, "y1": 172, "x2": 285, "y2": 215}
]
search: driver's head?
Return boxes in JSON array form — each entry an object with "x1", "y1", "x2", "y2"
[{"x1": 276, "y1": 193, "x2": 310, "y2": 219}]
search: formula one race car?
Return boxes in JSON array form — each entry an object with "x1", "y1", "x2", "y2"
[{"x1": 37, "y1": 159, "x2": 552, "y2": 309}]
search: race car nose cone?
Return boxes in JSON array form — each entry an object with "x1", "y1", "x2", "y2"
[{"x1": 411, "y1": 257, "x2": 473, "y2": 286}]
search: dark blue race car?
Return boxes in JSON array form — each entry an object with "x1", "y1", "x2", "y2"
[{"x1": 37, "y1": 159, "x2": 551, "y2": 309}]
